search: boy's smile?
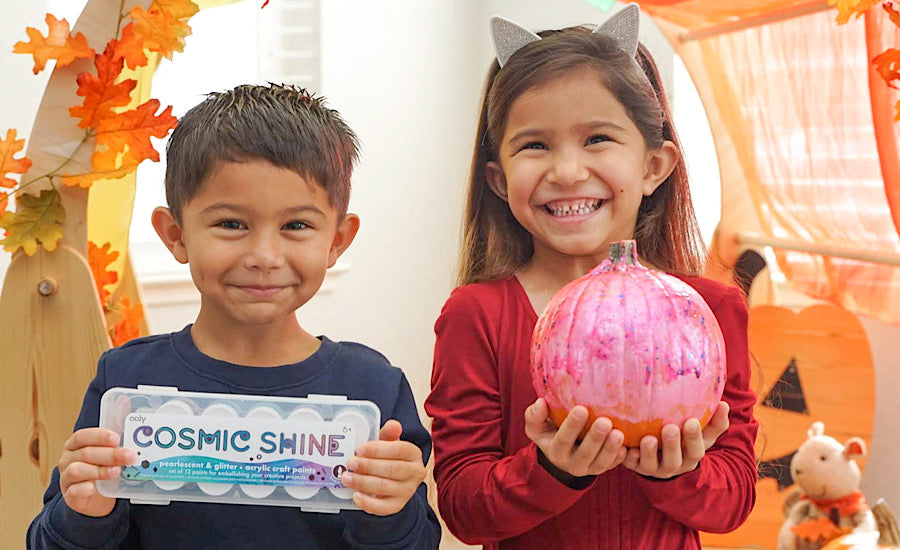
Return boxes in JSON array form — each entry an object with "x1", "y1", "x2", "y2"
[{"x1": 153, "y1": 159, "x2": 358, "y2": 362}]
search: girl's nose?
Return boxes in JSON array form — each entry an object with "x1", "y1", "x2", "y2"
[{"x1": 548, "y1": 151, "x2": 589, "y2": 186}]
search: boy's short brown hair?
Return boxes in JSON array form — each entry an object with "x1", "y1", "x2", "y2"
[{"x1": 164, "y1": 83, "x2": 359, "y2": 223}]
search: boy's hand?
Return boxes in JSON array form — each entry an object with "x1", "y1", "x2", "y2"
[
  {"x1": 59, "y1": 428, "x2": 136, "y2": 517},
  {"x1": 341, "y1": 420, "x2": 425, "y2": 516},
  {"x1": 622, "y1": 401, "x2": 730, "y2": 479},
  {"x1": 524, "y1": 398, "x2": 627, "y2": 478}
]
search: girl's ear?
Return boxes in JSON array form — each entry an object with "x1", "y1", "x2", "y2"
[
  {"x1": 486, "y1": 161, "x2": 509, "y2": 202},
  {"x1": 328, "y1": 213, "x2": 360, "y2": 268},
  {"x1": 151, "y1": 206, "x2": 189, "y2": 264},
  {"x1": 642, "y1": 140, "x2": 679, "y2": 196}
]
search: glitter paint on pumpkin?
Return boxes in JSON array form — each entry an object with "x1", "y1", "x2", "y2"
[{"x1": 531, "y1": 240, "x2": 726, "y2": 447}]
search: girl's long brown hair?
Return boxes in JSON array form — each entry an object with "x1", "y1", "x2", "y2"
[{"x1": 458, "y1": 28, "x2": 706, "y2": 286}]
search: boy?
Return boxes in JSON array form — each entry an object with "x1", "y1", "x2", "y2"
[{"x1": 27, "y1": 84, "x2": 441, "y2": 549}]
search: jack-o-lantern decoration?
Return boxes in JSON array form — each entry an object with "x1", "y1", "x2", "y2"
[{"x1": 700, "y1": 303, "x2": 875, "y2": 549}]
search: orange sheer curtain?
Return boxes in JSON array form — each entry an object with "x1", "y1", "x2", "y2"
[{"x1": 637, "y1": 1, "x2": 900, "y2": 324}]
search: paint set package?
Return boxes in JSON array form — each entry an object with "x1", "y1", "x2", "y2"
[{"x1": 96, "y1": 386, "x2": 380, "y2": 512}]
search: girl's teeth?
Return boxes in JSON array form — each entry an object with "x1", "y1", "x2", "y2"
[{"x1": 545, "y1": 200, "x2": 602, "y2": 217}]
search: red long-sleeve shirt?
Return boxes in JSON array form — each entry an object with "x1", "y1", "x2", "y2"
[{"x1": 425, "y1": 275, "x2": 758, "y2": 549}]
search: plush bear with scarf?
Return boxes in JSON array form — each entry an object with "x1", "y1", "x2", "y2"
[{"x1": 777, "y1": 421, "x2": 878, "y2": 550}]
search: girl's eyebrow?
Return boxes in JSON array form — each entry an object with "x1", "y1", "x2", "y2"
[
  {"x1": 507, "y1": 121, "x2": 628, "y2": 144},
  {"x1": 506, "y1": 128, "x2": 547, "y2": 144},
  {"x1": 578, "y1": 121, "x2": 627, "y2": 132}
]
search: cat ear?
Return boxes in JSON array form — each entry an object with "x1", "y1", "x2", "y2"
[
  {"x1": 592, "y1": 2, "x2": 640, "y2": 59},
  {"x1": 490, "y1": 16, "x2": 541, "y2": 68}
]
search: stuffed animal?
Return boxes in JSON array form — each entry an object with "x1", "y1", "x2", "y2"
[{"x1": 777, "y1": 422, "x2": 878, "y2": 550}]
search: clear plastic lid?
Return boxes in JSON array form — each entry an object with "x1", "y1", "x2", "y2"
[{"x1": 96, "y1": 386, "x2": 380, "y2": 512}]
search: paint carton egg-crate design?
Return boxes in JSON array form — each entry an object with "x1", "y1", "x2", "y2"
[{"x1": 97, "y1": 386, "x2": 379, "y2": 512}]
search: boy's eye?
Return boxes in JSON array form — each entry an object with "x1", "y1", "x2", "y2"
[
  {"x1": 283, "y1": 221, "x2": 309, "y2": 231},
  {"x1": 217, "y1": 220, "x2": 245, "y2": 230},
  {"x1": 587, "y1": 134, "x2": 612, "y2": 145}
]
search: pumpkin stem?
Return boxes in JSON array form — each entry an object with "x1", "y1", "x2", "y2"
[{"x1": 609, "y1": 240, "x2": 639, "y2": 266}]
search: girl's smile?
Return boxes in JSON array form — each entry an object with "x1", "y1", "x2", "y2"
[{"x1": 487, "y1": 66, "x2": 676, "y2": 266}]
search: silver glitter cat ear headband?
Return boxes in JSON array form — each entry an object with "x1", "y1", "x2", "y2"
[{"x1": 489, "y1": 2, "x2": 641, "y2": 68}]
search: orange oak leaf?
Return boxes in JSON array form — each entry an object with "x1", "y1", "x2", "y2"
[
  {"x1": 112, "y1": 294, "x2": 144, "y2": 346},
  {"x1": 91, "y1": 100, "x2": 177, "y2": 170},
  {"x1": 1, "y1": 191, "x2": 10, "y2": 212},
  {"x1": 61, "y1": 153, "x2": 142, "y2": 188},
  {"x1": 895, "y1": 99, "x2": 900, "y2": 121},
  {"x1": 873, "y1": 48, "x2": 900, "y2": 88},
  {"x1": 88, "y1": 241, "x2": 120, "y2": 305},
  {"x1": 1, "y1": 129, "x2": 33, "y2": 189},
  {"x1": 69, "y1": 45, "x2": 136, "y2": 129},
  {"x1": 12, "y1": 14, "x2": 95, "y2": 74},
  {"x1": 154, "y1": 0, "x2": 200, "y2": 20},
  {"x1": 127, "y1": 5, "x2": 192, "y2": 61},
  {"x1": 791, "y1": 516, "x2": 850, "y2": 542},
  {"x1": 0, "y1": 189, "x2": 65, "y2": 255},
  {"x1": 886, "y1": 2, "x2": 900, "y2": 27},
  {"x1": 828, "y1": 0, "x2": 880, "y2": 24},
  {"x1": 111, "y1": 23, "x2": 150, "y2": 70}
]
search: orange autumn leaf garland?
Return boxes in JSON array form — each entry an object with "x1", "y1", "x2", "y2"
[
  {"x1": 3, "y1": 0, "x2": 200, "y2": 344},
  {"x1": 830, "y1": 0, "x2": 900, "y2": 120},
  {"x1": 2, "y1": 0, "x2": 191, "y2": 254}
]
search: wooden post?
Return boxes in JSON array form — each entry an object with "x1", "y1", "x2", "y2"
[{"x1": 0, "y1": 2, "x2": 151, "y2": 546}]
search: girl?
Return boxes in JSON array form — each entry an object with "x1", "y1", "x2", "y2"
[{"x1": 425, "y1": 5, "x2": 758, "y2": 549}]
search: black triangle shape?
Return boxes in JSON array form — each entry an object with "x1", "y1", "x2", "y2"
[
  {"x1": 761, "y1": 357, "x2": 809, "y2": 414},
  {"x1": 758, "y1": 452, "x2": 796, "y2": 490}
]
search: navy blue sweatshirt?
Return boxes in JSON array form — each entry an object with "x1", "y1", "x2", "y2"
[{"x1": 27, "y1": 326, "x2": 441, "y2": 549}]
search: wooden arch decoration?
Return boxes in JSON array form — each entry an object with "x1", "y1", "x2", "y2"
[{"x1": 0, "y1": 1, "x2": 234, "y2": 546}]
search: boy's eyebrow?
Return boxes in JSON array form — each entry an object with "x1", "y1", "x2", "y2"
[{"x1": 200, "y1": 203, "x2": 326, "y2": 216}]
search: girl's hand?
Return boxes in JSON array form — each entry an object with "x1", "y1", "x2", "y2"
[
  {"x1": 59, "y1": 428, "x2": 136, "y2": 517},
  {"x1": 341, "y1": 420, "x2": 426, "y2": 516},
  {"x1": 622, "y1": 401, "x2": 730, "y2": 479},
  {"x1": 524, "y1": 398, "x2": 627, "y2": 478}
]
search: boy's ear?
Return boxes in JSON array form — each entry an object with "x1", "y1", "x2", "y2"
[
  {"x1": 485, "y1": 161, "x2": 509, "y2": 202},
  {"x1": 642, "y1": 140, "x2": 679, "y2": 196},
  {"x1": 328, "y1": 213, "x2": 360, "y2": 268},
  {"x1": 151, "y1": 206, "x2": 189, "y2": 264}
]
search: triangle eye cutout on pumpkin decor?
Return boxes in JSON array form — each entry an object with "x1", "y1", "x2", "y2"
[
  {"x1": 758, "y1": 452, "x2": 797, "y2": 490},
  {"x1": 761, "y1": 357, "x2": 809, "y2": 414}
]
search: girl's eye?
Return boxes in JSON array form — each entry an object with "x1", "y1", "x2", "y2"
[
  {"x1": 217, "y1": 220, "x2": 245, "y2": 230},
  {"x1": 521, "y1": 141, "x2": 548, "y2": 151},
  {"x1": 283, "y1": 221, "x2": 309, "y2": 231},
  {"x1": 587, "y1": 134, "x2": 611, "y2": 145}
]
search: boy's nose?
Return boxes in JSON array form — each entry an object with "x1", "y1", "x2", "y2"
[{"x1": 244, "y1": 234, "x2": 286, "y2": 271}]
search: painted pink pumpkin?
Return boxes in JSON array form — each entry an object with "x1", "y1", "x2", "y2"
[{"x1": 530, "y1": 240, "x2": 726, "y2": 447}]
